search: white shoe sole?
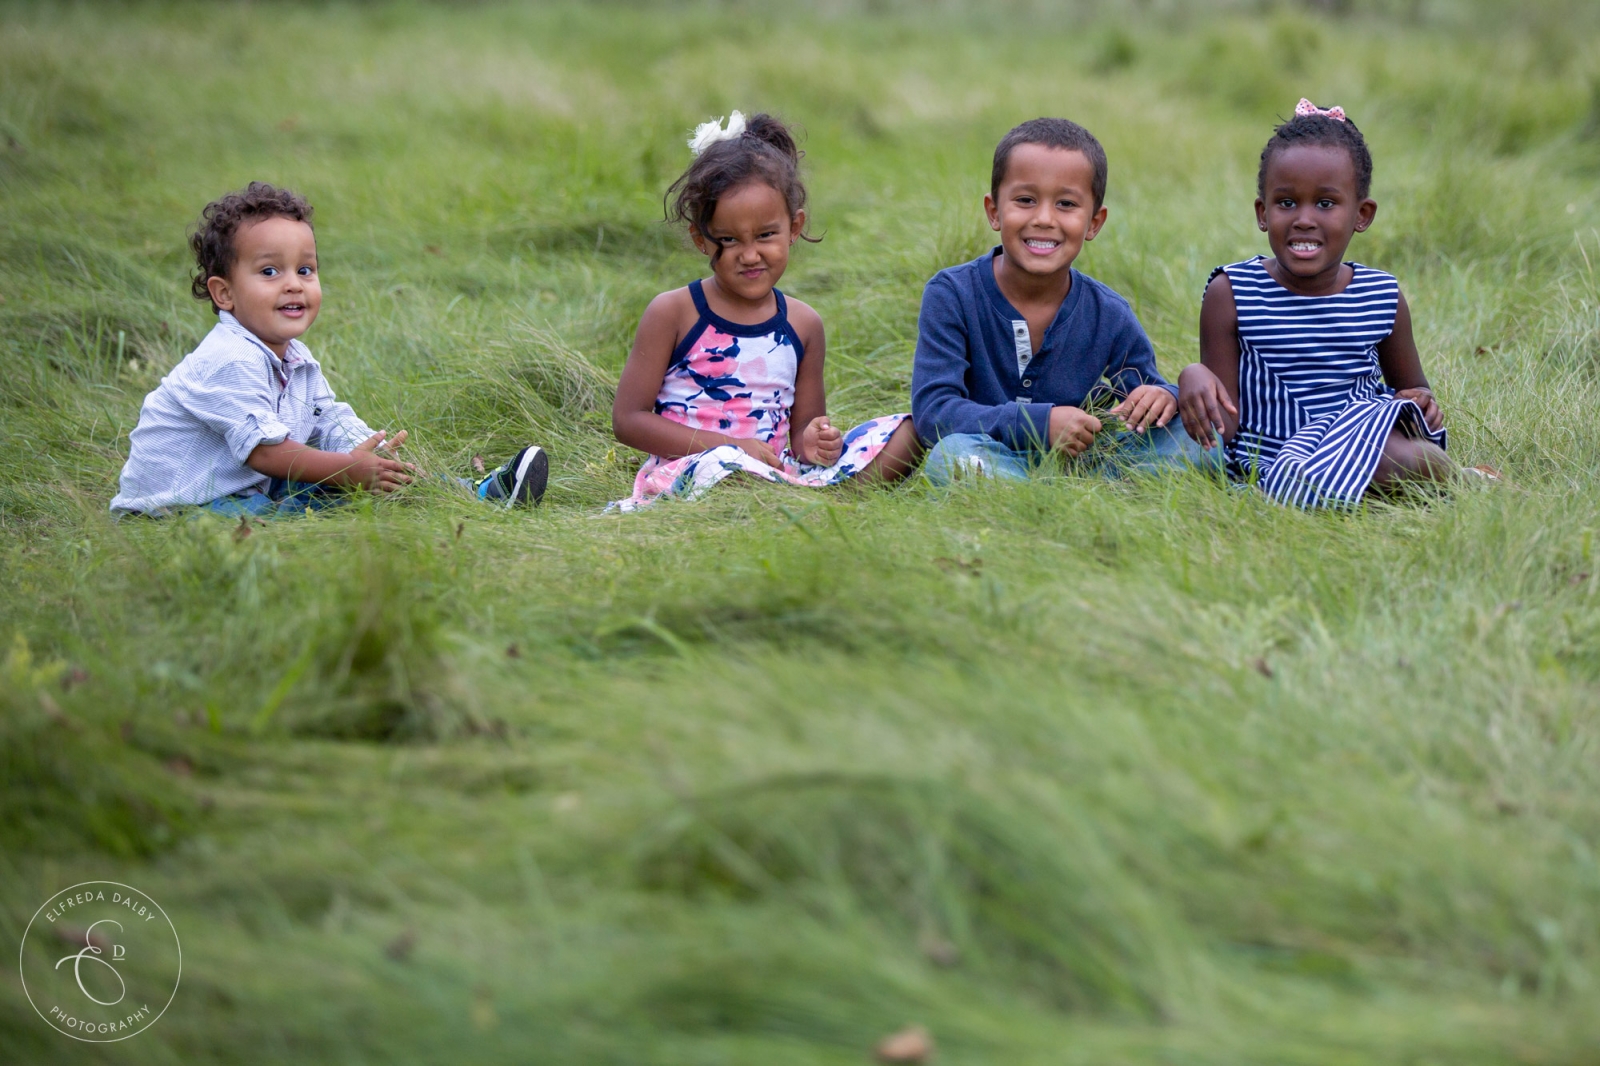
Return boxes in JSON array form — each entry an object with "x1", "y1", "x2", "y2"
[{"x1": 507, "y1": 446, "x2": 549, "y2": 506}]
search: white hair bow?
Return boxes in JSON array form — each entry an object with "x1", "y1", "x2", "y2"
[{"x1": 688, "y1": 110, "x2": 747, "y2": 156}]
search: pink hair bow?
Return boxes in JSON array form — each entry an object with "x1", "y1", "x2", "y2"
[{"x1": 1295, "y1": 98, "x2": 1346, "y2": 122}]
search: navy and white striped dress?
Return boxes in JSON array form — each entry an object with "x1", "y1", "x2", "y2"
[{"x1": 1218, "y1": 256, "x2": 1446, "y2": 508}]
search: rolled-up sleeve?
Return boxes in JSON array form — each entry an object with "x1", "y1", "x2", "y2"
[
  {"x1": 910, "y1": 276, "x2": 1052, "y2": 449},
  {"x1": 179, "y1": 357, "x2": 290, "y2": 463}
]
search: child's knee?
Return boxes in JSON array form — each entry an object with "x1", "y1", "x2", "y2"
[{"x1": 1379, "y1": 432, "x2": 1449, "y2": 480}]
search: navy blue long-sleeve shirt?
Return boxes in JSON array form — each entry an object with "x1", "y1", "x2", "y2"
[{"x1": 910, "y1": 249, "x2": 1176, "y2": 450}]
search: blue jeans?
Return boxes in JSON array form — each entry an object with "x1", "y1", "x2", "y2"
[
  {"x1": 205, "y1": 478, "x2": 351, "y2": 518},
  {"x1": 922, "y1": 422, "x2": 1224, "y2": 486},
  {"x1": 205, "y1": 475, "x2": 481, "y2": 518}
]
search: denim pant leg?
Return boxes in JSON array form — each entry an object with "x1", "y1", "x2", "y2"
[
  {"x1": 1092, "y1": 420, "x2": 1227, "y2": 479},
  {"x1": 268, "y1": 478, "x2": 352, "y2": 514},
  {"x1": 922, "y1": 433, "x2": 1034, "y2": 486},
  {"x1": 205, "y1": 492, "x2": 280, "y2": 518}
]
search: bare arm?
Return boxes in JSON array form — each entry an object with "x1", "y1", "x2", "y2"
[
  {"x1": 786, "y1": 299, "x2": 832, "y2": 464},
  {"x1": 1376, "y1": 289, "x2": 1443, "y2": 431},
  {"x1": 247, "y1": 430, "x2": 413, "y2": 492},
  {"x1": 1178, "y1": 273, "x2": 1242, "y2": 446}
]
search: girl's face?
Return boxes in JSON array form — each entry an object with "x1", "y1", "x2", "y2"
[
  {"x1": 1256, "y1": 143, "x2": 1376, "y2": 288},
  {"x1": 692, "y1": 181, "x2": 803, "y2": 305}
]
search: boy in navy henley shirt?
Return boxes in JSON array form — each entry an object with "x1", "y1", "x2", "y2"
[{"x1": 911, "y1": 118, "x2": 1214, "y2": 482}]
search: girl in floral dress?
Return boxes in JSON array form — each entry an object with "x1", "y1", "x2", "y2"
[{"x1": 610, "y1": 111, "x2": 919, "y2": 511}]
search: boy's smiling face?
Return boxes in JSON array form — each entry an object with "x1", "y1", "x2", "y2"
[
  {"x1": 985, "y1": 143, "x2": 1107, "y2": 281},
  {"x1": 206, "y1": 215, "x2": 321, "y2": 358}
]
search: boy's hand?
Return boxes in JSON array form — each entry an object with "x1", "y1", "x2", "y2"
[
  {"x1": 800, "y1": 416, "x2": 844, "y2": 466},
  {"x1": 1048, "y1": 406, "x2": 1103, "y2": 457},
  {"x1": 1394, "y1": 387, "x2": 1443, "y2": 432},
  {"x1": 1178, "y1": 364, "x2": 1236, "y2": 449},
  {"x1": 350, "y1": 431, "x2": 416, "y2": 492},
  {"x1": 1111, "y1": 385, "x2": 1177, "y2": 433},
  {"x1": 723, "y1": 436, "x2": 784, "y2": 470}
]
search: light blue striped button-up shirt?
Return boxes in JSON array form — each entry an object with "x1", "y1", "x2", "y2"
[{"x1": 111, "y1": 312, "x2": 376, "y2": 514}]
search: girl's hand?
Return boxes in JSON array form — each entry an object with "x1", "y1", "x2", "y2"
[
  {"x1": 800, "y1": 416, "x2": 844, "y2": 466},
  {"x1": 724, "y1": 436, "x2": 784, "y2": 470},
  {"x1": 1111, "y1": 385, "x2": 1177, "y2": 433},
  {"x1": 1394, "y1": 387, "x2": 1442, "y2": 432},
  {"x1": 1178, "y1": 364, "x2": 1237, "y2": 449}
]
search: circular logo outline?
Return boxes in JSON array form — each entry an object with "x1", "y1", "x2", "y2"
[{"x1": 18, "y1": 880, "x2": 182, "y2": 1043}]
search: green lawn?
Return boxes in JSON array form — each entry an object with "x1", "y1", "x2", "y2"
[{"x1": 3, "y1": 1, "x2": 1600, "y2": 1062}]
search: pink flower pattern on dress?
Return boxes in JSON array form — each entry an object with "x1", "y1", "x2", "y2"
[{"x1": 612, "y1": 282, "x2": 908, "y2": 511}]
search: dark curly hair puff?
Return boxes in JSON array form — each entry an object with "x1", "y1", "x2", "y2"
[
  {"x1": 665, "y1": 112, "x2": 817, "y2": 258},
  {"x1": 1258, "y1": 107, "x2": 1374, "y2": 201},
  {"x1": 190, "y1": 182, "x2": 314, "y2": 311}
]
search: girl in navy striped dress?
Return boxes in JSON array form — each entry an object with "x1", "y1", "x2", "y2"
[{"x1": 1177, "y1": 100, "x2": 1473, "y2": 509}]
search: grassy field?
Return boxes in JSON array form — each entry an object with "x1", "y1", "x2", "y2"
[{"x1": 3, "y1": 1, "x2": 1600, "y2": 1062}]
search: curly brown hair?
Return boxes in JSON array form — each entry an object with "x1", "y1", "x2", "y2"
[
  {"x1": 664, "y1": 112, "x2": 818, "y2": 258},
  {"x1": 189, "y1": 182, "x2": 314, "y2": 311}
]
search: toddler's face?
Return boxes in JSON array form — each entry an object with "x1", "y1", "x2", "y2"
[
  {"x1": 1256, "y1": 144, "x2": 1376, "y2": 284},
  {"x1": 693, "y1": 181, "x2": 801, "y2": 305},
  {"x1": 207, "y1": 216, "x2": 321, "y2": 357},
  {"x1": 985, "y1": 144, "x2": 1107, "y2": 280}
]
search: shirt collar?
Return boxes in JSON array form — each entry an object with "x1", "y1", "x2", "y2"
[
  {"x1": 976, "y1": 247, "x2": 1083, "y2": 348},
  {"x1": 216, "y1": 310, "x2": 315, "y2": 371}
]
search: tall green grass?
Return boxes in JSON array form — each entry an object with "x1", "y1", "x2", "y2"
[{"x1": 2, "y1": 1, "x2": 1599, "y2": 1062}]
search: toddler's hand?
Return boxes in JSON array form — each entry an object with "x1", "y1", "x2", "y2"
[
  {"x1": 726, "y1": 436, "x2": 784, "y2": 470},
  {"x1": 1177, "y1": 365, "x2": 1236, "y2": 449},
  {"x1": 1111, "y1": 385, "x2": 1177, "y2": 433},
  {"x1": 801, "y1": 416, "x2": 844, "y2": 466},
  {"x1": 1048, "y1": 406, "x2": 1102, "y2": 457},
  {"x1": 1394, "y1": 387, "x2": 1443, "y2": 432},
  {"x1": 351, "y1": 431, "x2": 417, "y2": 492}
]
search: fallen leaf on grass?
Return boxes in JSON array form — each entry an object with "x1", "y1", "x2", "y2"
[
  {"x1": 385, "y1": 930, "x2": 416, "y2": 962},
  {"x1": 917, "y1": 929, "x2": 959, "y2": 967},
  {"x1": 1253, "y1": 658, "x2": 1274, "y2": 679},
  {"x1": 875, "y1": 1024, "x2": 935, "y2": 1063},
  {"x1": 506, "y1": 643, "x2": 520, "y2": 658},
  {"x1": 1490, "y1": 601, "x2": 1523, "y2": 622}
]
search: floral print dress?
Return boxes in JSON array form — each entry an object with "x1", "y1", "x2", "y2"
[{"x1": 612, "y1": 280, "x2": 909, "y2": 511}]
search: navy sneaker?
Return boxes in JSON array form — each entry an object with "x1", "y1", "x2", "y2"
[{"x1": 476, "y1": 445, "x2": 549, "y2": 506}]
